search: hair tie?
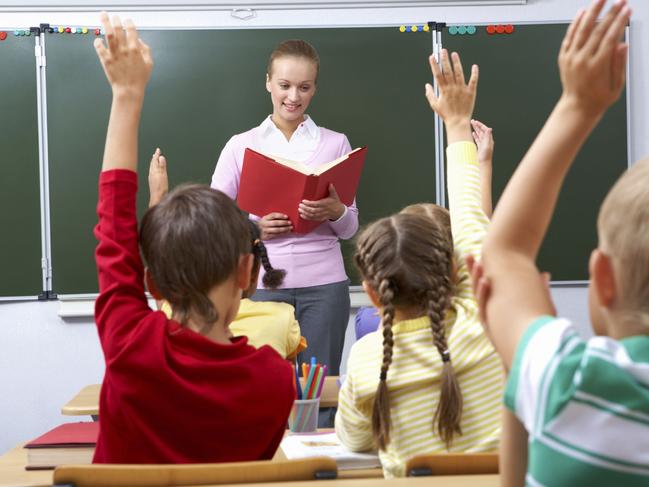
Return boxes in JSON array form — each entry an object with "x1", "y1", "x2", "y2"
[
  {"x1": 441, "y1": 349, "x2": 451, "y2": 363},
  {"x1": 380, "y1": 370, "x2": 387, "y2": 381}
]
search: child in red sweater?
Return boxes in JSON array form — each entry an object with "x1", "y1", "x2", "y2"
[{"x1": 92, "y1": 13, "x2": 294, "y2": 464}]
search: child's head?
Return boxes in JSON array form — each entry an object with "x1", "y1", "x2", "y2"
[
  {"x1": 244, "y1": 220, "x2": 286, "y2": 298},
  {"x1": 591, "y1": 158, "x2": 649, "y2": 335},
  {"x1": 140, "y1": 185, "x2": 251, "y2": 334},
  {"x1": 354, "y1": 213, "x2": 463, "y2": 450},
  {"x1": 266, "y1": 40, "x2": 319, "y2": 124}
]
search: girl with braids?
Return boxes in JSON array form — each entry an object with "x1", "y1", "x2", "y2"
[
  {"x1": 335, "y1": 50, "x2": 501, "y2": 478},
  {"x1": 353, "y1": 119, "x2": 494, "y2": 341},
  {"x1": 150, "y1": 149, "x2": 306, "y2": 360}
]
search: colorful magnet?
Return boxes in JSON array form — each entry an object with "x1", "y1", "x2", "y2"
[
  {"x1": 25, "y1": 30, "x2": 31, "y2": 36},
  {"x1": 82, "y1": 27, "x2": 88, "y2": 34},
  {"x1": 423, "y1": 24, "x2": 430, "y2": 32},
  {"x1": 505, "y1": 24, "x2": 514, "y2": 34},
  {"x1": 458, "y1": 25, "x2": 467, "y2": 35},
  {"x1": 467, "y1": 25, "x2": 477, "y2": 35},
  {"x1": 486, "y1": 25, "x2": 496, "y2": 35},
  {"x1": 410, "y1": 25, "x2": 418, "y2": 32},
  {"x1": 95, "y1": 28, "x2": 102, "y2": 36},
  {"x1": 0, "y1": 32, "x2": 6, "y2": 41},
  {"x1": 495, "y1": 24, "x2": 505, "y2": 34},
  {"x1": 399, "y1": 25, "x2": 406, "y2": 32},
  {"x1": 448, "y1": 26, "x2": 458, "y2": 35},
  {"x1": 58, "y1": 26, "x2": 64, "y2": 33},
  {"x1": 65, "y1": 27, "x2": 71, "y2": 33}
]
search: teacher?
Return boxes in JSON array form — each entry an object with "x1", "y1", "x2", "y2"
[{"x1": 211, "y1": 39, "x2": 358, "y2": 376}]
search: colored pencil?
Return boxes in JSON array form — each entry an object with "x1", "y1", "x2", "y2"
[
  {"x1": 315, "y1": 364, "x2": 328, "y2": 399},
  {"x1": 295, "y1": 362, "x2": 303, "y2": 400},
  {"x1": 307, "y1": 366, "x2": 322, "y2": 399}
]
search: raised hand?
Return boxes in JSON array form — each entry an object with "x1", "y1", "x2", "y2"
[
  {"x1": 471, "y1": 119, "x2": 494, "y2": 165},
  {"x1": 425, "y1": 49, "x2": 478, "y2": 143},
  {"x1": 94, "y1": 12, "x2": 153, "y2": 96},
  {"x1": 558, "y1": 0, "x2": 630, "y2": 118},
  {"x1": 95, "y1": 13, "x2": 153, "y2": 172},
  {"x1": 472, "y1": 119, "x2": 494, "y2": 217},
  {"x1": 298, "y1": 184, "x2": 346, "y2": 222},
  {"x1": 148, "y1": 148, "x2": 168, "y2": 208}
]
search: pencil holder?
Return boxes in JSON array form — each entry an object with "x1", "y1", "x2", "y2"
[{"x1": 288, "y1": 397, "x2": 320, "y2": 433}]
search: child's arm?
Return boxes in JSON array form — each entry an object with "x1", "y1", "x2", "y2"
[
  {"x1": 93, "y1": 14, "x2": 154, "y2": 351},
  {"x1": 335, "y1": 372, "x2": 374, "y2": 452},
  {"x1": 500, "y1": 408, "x2": 528, "y2": 487},
  {"x1": 481, "y1": 0, "x2": 630, "y2": 369},
  {"x1": 471, "y1": 119, "x2": 494, "y2": 218},
  {"x1": 148, "y1": 148, "x2": 168, "y2": 208},
  {"x1": 147, "y1": 148, "x2": 168, "y2": 310},
  {"x1": 425, "y1": 50, "x2": 489, "y2": 298}
]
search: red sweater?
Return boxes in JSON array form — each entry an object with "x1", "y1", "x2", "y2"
[{"x1": 93, "y1": 169, "x2": 295, "y2": 464}]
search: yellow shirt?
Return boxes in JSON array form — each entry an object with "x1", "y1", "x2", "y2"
[
  {"x1": 160, "y1": 298, "x2": 303, "y2": 359},
  {"x1": 335, "y1": 142, "x2": 502, "y2": 477}
]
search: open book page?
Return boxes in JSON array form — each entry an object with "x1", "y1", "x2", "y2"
[
  {"x1": 281, "y1": 432, "x2": 381, "y2": 470},
  {"x1": 265, "y1": 153, "x2": 312, "y2": 175},
  {"x1": 265, "y1": 148, "x2": 363, "y2": 176}
]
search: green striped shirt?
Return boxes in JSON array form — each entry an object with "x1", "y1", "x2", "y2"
[{"x1": 506, "y1": 316, "x2": 649, "y2": 486}]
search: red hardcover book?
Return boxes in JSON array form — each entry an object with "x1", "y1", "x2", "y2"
[
  {"x1": 24, "y1": 421, "x2": 98, "y2": 470},
  {"x1": 238, "y1": 147, "x2": 367, "y2": 234}
]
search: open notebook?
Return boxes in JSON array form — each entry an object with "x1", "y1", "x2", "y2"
[{"x1": 281, "y1": 431, "x2": 380, "y2": 471}]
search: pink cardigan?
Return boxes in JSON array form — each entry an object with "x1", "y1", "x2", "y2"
[{"x1": 211, "y1": 126, "x2": 358, "y2": 289}]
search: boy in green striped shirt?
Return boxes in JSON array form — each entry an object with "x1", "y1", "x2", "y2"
[{"x1": 470, "y1": 1, "x2": 648, "y2": 485}]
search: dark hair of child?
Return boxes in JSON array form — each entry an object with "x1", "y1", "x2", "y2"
[
  {"x1": 247, "y1": 220, "x2": 286, "y2": 292},
  {"x1": 139, "y1": 185, "x2": 250, "y2": 333}
]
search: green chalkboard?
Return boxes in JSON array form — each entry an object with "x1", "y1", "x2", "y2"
[
  {"x1": 45, "y1": 27, "x2": 435, "y2": 294},
  {"x1": 0, "y1": 34, "x2": 43, "y2": 298},
  {"x1": 444, "y1": 23, "x2": 628, "y2": 281}
]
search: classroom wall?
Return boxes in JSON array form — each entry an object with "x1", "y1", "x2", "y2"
[{"x1": 1, "y1": 0, "x2": 647, "y2": 455}]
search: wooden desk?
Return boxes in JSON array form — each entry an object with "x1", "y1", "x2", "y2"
[
  {"x1": 202, "y1": 476, "x2": 499, "y2": 487},
  {"x1": 61, "y1": 384, "x2": 100, "y2": 418},
  {"x1": 0, "y1": 444, "x2": 52, "y2": 487},
  {"x1": 0, "y1": 443, "x2": 498, "y2": 487},
  {"x1": 62, "y1": 377, "x2": 339, "y2": 418}
]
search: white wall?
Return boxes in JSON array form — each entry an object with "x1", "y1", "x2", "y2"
[{"x1": 1, "y1": 0, "x2": 648, "y2": 455}]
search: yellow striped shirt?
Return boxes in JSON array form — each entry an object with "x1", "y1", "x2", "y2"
[{"x1": 335, "y1": 142, "x2": 502, "y2": 477}]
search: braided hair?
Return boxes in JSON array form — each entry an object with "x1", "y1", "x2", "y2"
[
  {"x1": 354, "y1": 212, "x2": 462, "y2": 451},
  {"x1": 247, "y1": 220, "x2": 286, "y2": 289}
]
